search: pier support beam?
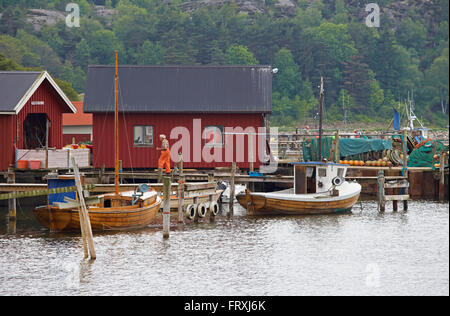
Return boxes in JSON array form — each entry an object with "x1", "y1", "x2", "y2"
[
  {"x1": 7, "y1": 166, "x2": 16, "y2": 234},
  {"x1": 439, "y1": 155, "x2": 445, "y2": 202},
  {"x1": 377, "y1": 171, "x2": 385, "y2": 212},
  {"x1": 228, "y1": 162, "x2": 236, "y2": 218},
  {"x1": 162, "y1": 176, "x2": 171, "y2": 239}
]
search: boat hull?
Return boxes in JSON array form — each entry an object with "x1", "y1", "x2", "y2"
[
  {"x1": 34, "y1": 197, "x2": 162, "y2": 232},
  {"x1": 236, "y1": 184, "x2": 361, "y2": 216}
]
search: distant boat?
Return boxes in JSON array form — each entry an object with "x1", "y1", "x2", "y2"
[
  {"x1": 237, "y1": 162, "x2": 361, "y2": 215},
  {"x1": 34, "y1": 51, "x2": 161, "y2": 231}
]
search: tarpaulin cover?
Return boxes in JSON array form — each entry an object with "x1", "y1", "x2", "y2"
[
  {"x1": 302, "y1": 137, "x2": 393, "y2": 161},
  {"x1": 339, "y1": 138, "x2": 392, "y2": 157}
]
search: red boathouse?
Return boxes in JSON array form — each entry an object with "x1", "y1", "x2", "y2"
[
  {"x1": 0, "y1": 71, "x2": 77, "y2": 171},
  {"x1": 83, "y1": 65, "x2": 273, "y2": 170}
]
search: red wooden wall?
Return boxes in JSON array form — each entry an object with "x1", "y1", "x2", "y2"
[
  {"x1": 0, "y1": 79, "x2": 70, "y2": 170},
  {"x1": 92, "y1": 113, "x2": 266, "y2": 169},
  {"x1": 16, "y1": 80, "x2": 66, "y2": 149},
  {"x1": 0, "y1": 115, "x2": 14, "y2": 171}
]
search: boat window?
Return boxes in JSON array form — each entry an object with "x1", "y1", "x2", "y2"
[
  {"x1": 318, "y1": 168, "x2": 327, "y2": 177},
  {"x1": 337, "y1": 168, "x2": 345, "y2": 177},
  {"x1": 306, "y1": 167, "x2": 314, "y2": 177},
  {"x1": 134, "y1": 125, "x2": 153, "y2": 146}
]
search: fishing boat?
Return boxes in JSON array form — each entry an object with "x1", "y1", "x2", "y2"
[
  {"x1": 237, "y1": 76, "x2": 361, "y2": 215},
  {"x1": 34, "y1": 51, "x2": 162, "y2": 231},
  {"x1": 236, "y1": 162, "x2": 361, "y2": 215}
]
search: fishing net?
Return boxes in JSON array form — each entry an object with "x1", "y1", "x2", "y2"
[{"x1": 407, "y1": 140, "x2": 448, "y2": 169}]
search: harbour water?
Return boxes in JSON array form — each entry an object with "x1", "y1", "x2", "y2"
[{"x1": 0, "y1": 200, "x2": 448, "y2": 296}]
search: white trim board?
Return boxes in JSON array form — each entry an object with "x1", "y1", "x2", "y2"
[{"x1": 13, "y1": 71, "x2": 77, "y2": 115}]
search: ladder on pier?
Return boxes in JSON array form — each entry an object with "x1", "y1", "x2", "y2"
[{"x1": 377, "y1": 171, "x2": 409, "y2": 212}]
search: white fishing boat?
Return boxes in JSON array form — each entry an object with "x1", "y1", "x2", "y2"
[{"x1": 237, "y1": 162, "x2": 361, "y2": 215}]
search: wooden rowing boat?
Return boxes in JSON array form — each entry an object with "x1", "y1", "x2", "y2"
[
  {"x1": 34, "y1": 190, "x2": 162, "y2": 231},
  {"x1": 237, "y1": 162, "x2": 361, "y2": 215},
  {"x1": 34, "y1": 51, "x2": 162, "y2": 232}
]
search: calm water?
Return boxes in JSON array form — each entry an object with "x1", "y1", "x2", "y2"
[{"x1": 0, "y1": 199, "x2": 448, "y2": 296}]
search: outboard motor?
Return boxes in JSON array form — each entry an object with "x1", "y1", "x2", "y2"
[{"x1": 132, "y1": 184, "x2": 149, "y2": 205}]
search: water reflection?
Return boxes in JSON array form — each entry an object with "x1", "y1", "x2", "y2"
[{"x1": 0, "y1": 200, "x2": 448, "y2": 296}]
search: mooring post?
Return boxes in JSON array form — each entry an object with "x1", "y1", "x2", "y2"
[
  {"x1": 439, "y1": 154, "x2": 445, "y2": 201},
  {"x1": 229, "y1": 162, "x2": 236, "y2": 217},
  {"x1": 163, "y1": 176, "x2": 171, "y2": 239},
  {"x1": 402, "y1": 129, "x2": 409, "y2": 211},
  {"x1": 7, "y1": 166, "x2": 16, "y2": 222},
  {"x1": 7, "y1": 166, "x2": 16, "y2": 234},
  {"x1": 177, "y1": 153, "x2": 184, "y2": 223},
  {"x1": 178, "y1": 177, "x2": 185, "y2": 224},
  {"x1": 72, "y1": 157, "x2": 96, "y2": 260},
  {"x1": 377, "y1": 170, "x2": 385, "y2": 212},
  {"x1": 393, "y1": 200, "x2": 398, "y2": 212}
]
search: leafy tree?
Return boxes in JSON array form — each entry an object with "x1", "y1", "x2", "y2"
[{"x1": 224, "y1": 45, "x2": 258, "y2": 65}]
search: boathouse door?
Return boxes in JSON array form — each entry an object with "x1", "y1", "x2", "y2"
[{"x1": 23, "y1": 113, "x2": 50, "y2": 149}]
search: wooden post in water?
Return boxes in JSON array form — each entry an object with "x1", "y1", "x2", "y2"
[
  {"x1": 177, "y1": 153, "x2": 184, "y2": 223},
  {"x1": 402, "y1": 129, "x2": 409, "y2": 211},
  {"x1": 439, "y1": 154, "x2": 445, "y2": 201},
  {"x1": 377, "y1": 170, "x2": 385, "y2": 212},
  {"x1": 162, "y1": 176, "x2": 171, "y2": 239},
  {"x1": 72, "y1": 157, "x2": 96, "y2": 260},
  {"x1": 229, "y1": 162, "x2": 236, "y2": 217},
  {"x1": 7, "y1": 166, "x2": 16, "y2": 234}
]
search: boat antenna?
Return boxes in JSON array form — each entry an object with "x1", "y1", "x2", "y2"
[
  {"x1": 114, "y1": 50, "x2": 119, "y2": 195},
  {"x1": 318, "y1": 76, "x2": 324, "y2": 160}
]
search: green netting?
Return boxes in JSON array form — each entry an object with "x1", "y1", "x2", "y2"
[
  {"x1": 302, "y1": 137, "x2": 393, "y2": 161},
  {"x1": 408, "y1": 140, "x2": 448, "y2": 168},
  {"x1": 302, "y1": 137, "x2": 334, "y2": 161}
]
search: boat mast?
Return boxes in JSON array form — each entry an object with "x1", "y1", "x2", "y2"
[
  {"x1": 114, "y1": 50, "x2": 119, "y2": 195},
  {"x1": 318, "y1": 76, "x2": 324, "y2": 160}
]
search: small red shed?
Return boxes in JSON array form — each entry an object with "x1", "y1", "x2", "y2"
[
  {"x1": 83, "y1": 65, "x2": 273, "y2": 170},
  {"x1": 0, "y1": 71, "x2": 77, "y2": 171},
  {"x1": 62, "y1": 101, "x2": 93, "y2": 145}
]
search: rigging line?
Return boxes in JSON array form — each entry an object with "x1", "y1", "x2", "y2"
[{"x1": 117, "y1": 76, "x2": 136, "y2": 184}]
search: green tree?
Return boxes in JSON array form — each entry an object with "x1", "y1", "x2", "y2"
[{"x1": 224, "y1": 45, "x2": 258, "y2": 65}]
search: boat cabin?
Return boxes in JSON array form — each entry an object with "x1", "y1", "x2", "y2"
[{"x1": 292, "y1": 162, "x2": 349, "y2": 194}]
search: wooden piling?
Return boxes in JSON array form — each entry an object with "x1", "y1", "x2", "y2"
[
  {"x1": 177, "y1": 153, "x2": 184, "y2": 223},
  {"x1": 439, "y1": 154, "x2": 445, "y2": 201},
  {"x1": 162, "y1": 176, "x2": 171, "y2": 238},
  {"x1": 377, "y1": 171, "x2": 385, "y2": 212},
  {"x1": 229, "y1": 162, "x2": 236, "y2": 217},
  {"x1": 7, "y1": 166, "x2": 16, "y2": 222},
  {"x1": 178, "y1": 177, "x2": 185, "y2": 224},
  {"x1": 72, "y1": 157, "x2": 96, "y2": 260},
  {"x1": 402, "y1": 129, "x2": 409, "y2": 211}
]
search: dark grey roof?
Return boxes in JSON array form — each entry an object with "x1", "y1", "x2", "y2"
[
  {"x1": 0, "y1": 71, "x2": 42, "y2": 112},
  {"x1": 83, "y1": 65, "x2": 272, "y2": 113}
]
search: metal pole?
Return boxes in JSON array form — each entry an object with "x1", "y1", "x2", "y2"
[{"x1": 318, "y1": 77, "x2": 324, "y2": 160}]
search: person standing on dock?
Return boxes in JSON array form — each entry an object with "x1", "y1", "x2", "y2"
[{"x1": 157, "y1": 134, "x2": 171, "y2": 181}]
